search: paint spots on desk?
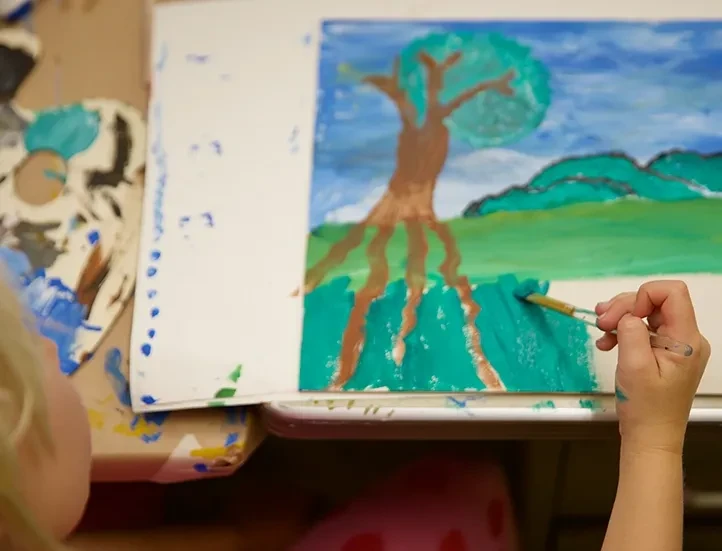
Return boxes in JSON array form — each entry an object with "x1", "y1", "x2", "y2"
[
  {"x1": 113, "y1": 411, "x2": 170, "y2": 444},
  {"x1": 87, "y1": 408, "x2": 105, "y2": 430},
  {"x1": 531, "y1": 400, "x2": 556, "y2": 410},
  {"x1": 86, "y1": 229, "x2": 99, "y2": 245},
  {"x1": 150, "y1": 250, "x2": 161, "y2": 261},
  {"x1": 104, "y1": 347, "x2": 131, "y2": 407},
  {"x1": 228, "y1": 364, "x2": 242, "y2": 383},
  {"x1": 210, "y1": 140, "x2": 222, "y2": 155},
  {"x1": 148, "y1": 329, "x2": 156, "y2": 339},
  {"x1": 140, "y1": 343, "x2": 152, "y2": 357},
  {"x1": 151, "y1": 307, "x2": 159, "y2": 318},
  {"x1": 147, "y1": 290, "x2": 157, "y2": 299},
  {"x1": 445, "y1": 395, "x2": 485, "y2": 409},
  {"x1": 147, "y1": 266, "x2": 157, "y2": 277}
]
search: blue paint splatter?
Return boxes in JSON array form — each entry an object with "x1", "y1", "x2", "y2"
[
  {"x1": 129, "y1": 410, "x2": 170, "y2": 444},
  {"x1": 225, "y1": 432, "x2": 239, "y2": 446},
  {"x1": 25, "y1": 104, "x2": 101, "y2": 160},
  {"x1": 186, "y1": 53, "x2": 209, "y2": 63},
  {"x1": 104, "y1": 347, "x2": 131, "y2": 407},
  {"x1": 211, "y1": 140, "x2": 222, "y2": 155},
  {"x1": 141, "y1": 343, "x2": 152, "y2": 357},
  {"x1": 202, "y1": 212, "x2": 214, "y2": 227},
  {"x1": 0, "y1": 246, "x2": 32, "y2": 286},
  {"x1": 302, "y1": 33, "x2": 312, "y2": 45},
  {"x1": 24, "y1": 270, "x2": 90, "y2": 375},
  {"x1": 446, "y1": 396, "x2": 468, "y2": 408},
  {"x1": 151, "y1": 307, "x2": 160, "y2": 318},
  {"x1": 147, "y1": 289, "x2": 157, "y2": 299},
  {"x1": 193, "y1": 463, "x2": 209, "y2": 473},
  {"x1": 148, "y1": 329, "x2": 156, "y2": 339},
  {"x1": 155, "y1": 42, "x2": 168, "y2": 72},
  {"x1": 179, "y1": 216, "x2": 191, "y2": 228},
  {"x1": 150, "y1": 250, "x2": 161, "y2": 261},
  {"x1": 151, "y1": 49, "x2": 169, "y2": 243},
  {"x1": 87, "y1": 230, "x2": 100, "y2": 245},
  {"x1": 147, "y1": 267, "x2": 157, "y2": 277},
  {"x1": 140, "y1": 394, "x2": 157, "y2": 405},
  {"x1": 190, "y1": 144, "x2": 199, "y2": 153}
]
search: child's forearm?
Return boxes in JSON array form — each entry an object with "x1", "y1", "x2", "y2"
[{"x1": 601, "y1": 442, "x2": 683, "y2": 551}]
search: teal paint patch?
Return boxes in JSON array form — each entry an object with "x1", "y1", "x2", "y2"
[
  {"x1": 512, "y1": 278, "x2": 540, "y2": 299},
  {"x1": 532, "y1": 400, "x2": 556, "y2": 410},
  {"x1": 615, "y1": 385, "x2": 629, "y2": 402},
  {"x1": 466, "y1": 152, "x2": 717, "y2": 218},
  {"x1": 25, "y1": 104, "x2": 101, "y2": 160},
  {"x1": 300, "y1": 273, "x2": 597, "y2": 393}
]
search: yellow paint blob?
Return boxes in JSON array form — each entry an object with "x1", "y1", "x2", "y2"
[{"x1": 87, "y1": 408, "x2": 105, "y2": 430}]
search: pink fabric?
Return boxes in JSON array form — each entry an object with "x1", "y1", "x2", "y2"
[{"x1": 292, "y1": 457, "x2": 518, "y2": 551}]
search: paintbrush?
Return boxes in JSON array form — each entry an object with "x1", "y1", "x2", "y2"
[{"x1": 513, "y1": 285, "x2": 694, "y2": 358}]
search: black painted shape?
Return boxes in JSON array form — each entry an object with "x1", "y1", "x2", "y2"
[
  {"x1": 0, "y1": 45, "x2": 35, "y2": 103},
  {"x1": 87, "y1": 114, "x2": 131, "y2": 191},
  {"x1": 13, "y1": 220, "x2": 64, "y2": 272}
]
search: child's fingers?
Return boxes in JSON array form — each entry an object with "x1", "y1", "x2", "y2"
[
  {"x1": 596, "y1": 292, "x2": 635, "y2": 332},
  {"x1": 633, "y1": 280, "x2": 699, "y2": 341},
  {"x1": 616, "y1": 314, "x2": 656, "y2": 371},
  {"x1": 595, "y1": 332, "x2": 618, "y2": 351}
]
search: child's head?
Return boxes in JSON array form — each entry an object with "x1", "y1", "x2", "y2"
[{"x1": 0, "y1": 269, "x2": 91, "y2": 549}]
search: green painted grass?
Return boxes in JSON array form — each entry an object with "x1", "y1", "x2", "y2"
[{"x1": 306, "y1": 198, "x2": 722, "y2": 290}]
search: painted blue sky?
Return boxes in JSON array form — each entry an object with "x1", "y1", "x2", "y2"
[{"x1": 310, "y1": 21, "x2": 722, "y2": 228}]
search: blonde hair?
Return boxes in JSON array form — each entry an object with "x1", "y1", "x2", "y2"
[{"x1": 0, "y1": 269, "x2": 68, "y2": 550}]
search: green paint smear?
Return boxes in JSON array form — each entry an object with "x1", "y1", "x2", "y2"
[
  {"x1": 207, "y1": 400, "x2": 226, "y2": 408},
  {"x1": 300, "y1": 274, "x2": 596, "y2": 393},
  {"x1": 532, "y1": 400, "x2": 556, "y2": 410},
  {"x1": 25, "y1": 104, "x2": 101, "y2": 160},
  {"x1": 228, "y1": 364, "x2": 243, "y2": 383},
  {"x1": 307, "y1": 199, "x2": 722, "y2": 292},
  {"x1": 579, "y1": 399, "x2": 602, "y2": 410},
  {"x1": 214, "y1": 388, "x2": 236, "y2": 399},
  {"x1": 615, "y1": 386, "x2": 629, "y2": 402}
]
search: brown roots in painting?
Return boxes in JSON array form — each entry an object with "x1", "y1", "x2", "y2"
[{"x1": 305, "y1": 51, "x2": 514, "y2": 391}]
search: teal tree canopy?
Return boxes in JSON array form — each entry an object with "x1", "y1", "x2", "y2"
[{"x1": 397, "y1": 32, "x2": 551, "y2": 148}]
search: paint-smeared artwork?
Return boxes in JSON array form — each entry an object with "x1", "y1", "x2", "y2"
[
  {"x1": 0, "y1": 29, "x2": 145, "y2": 374},
  {"x1": 300, "y1": 21, "x2": 722, "y2": 393}
]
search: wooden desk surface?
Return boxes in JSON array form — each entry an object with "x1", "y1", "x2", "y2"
[{"x1": 13, "y1": 0, "x2": 262, "y2": 482}]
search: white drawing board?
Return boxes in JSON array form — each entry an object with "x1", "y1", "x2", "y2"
[{"x1": 131, "y1": 0, "x2": 721, "y2": 412}]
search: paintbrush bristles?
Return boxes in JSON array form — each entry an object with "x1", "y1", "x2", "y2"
[{"x1": 523, "y1": 293, "x2": 576, "y2": 316}]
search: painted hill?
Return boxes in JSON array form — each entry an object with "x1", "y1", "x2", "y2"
[{"x1": 464, "y1": 150, "x2": 722, "y2": 217}]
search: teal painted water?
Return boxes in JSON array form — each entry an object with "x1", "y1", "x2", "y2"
[
  {"x1": 25, "y1": 104, "x2": 100, "y2": 160},
  {"x1": 300, "y1": 273, "x2": 597, "y2": 392}
]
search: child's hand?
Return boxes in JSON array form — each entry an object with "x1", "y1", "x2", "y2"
[{"x1": 595, "y1": 280, "x2": 710, "y2": 455}]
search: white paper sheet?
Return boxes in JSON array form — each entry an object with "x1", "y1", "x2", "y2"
[{"x1": 131, "y1": 0, "x2": 722, "y2": 412}]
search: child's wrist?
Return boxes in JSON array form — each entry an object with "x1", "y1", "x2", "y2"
[{"x1": 621, "y1": 429, "x2": 685, "y2": 458}]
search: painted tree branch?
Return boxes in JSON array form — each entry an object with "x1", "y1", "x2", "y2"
[
  {"x1": 442, "y1": 69, "x2": 516, "y2": 117},
  {"x1": 418, "y1": 51, "x2": 462, "y2": 110},
  {"x1": 363, "y1": 57, "x2": 417, "y2": 127}
]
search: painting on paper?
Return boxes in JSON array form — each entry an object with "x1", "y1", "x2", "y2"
[{"x1": 299, "y1": 21, "x2": 722, "y2": 393}]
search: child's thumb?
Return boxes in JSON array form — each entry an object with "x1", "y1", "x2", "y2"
[{"x1": 617, "y1": 314, "x2": 656, "y2": 370}]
